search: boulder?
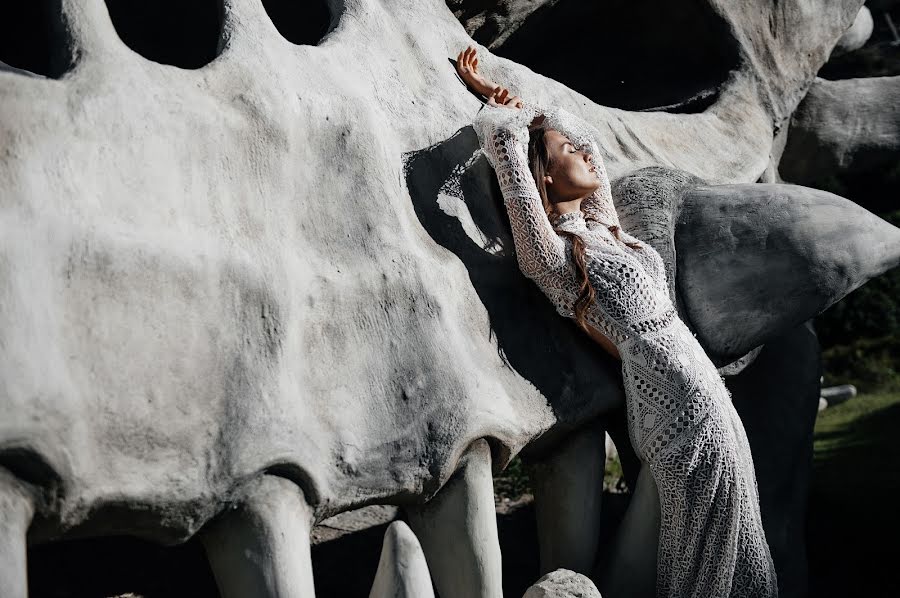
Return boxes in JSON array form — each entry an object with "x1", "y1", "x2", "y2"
[{"x1": 523, "y1": 569, "x2": 602, "y2": 598}]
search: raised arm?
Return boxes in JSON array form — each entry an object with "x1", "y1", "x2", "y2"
[{"x1": 473, "y1": 104, "x2": 567, "y2": 280}]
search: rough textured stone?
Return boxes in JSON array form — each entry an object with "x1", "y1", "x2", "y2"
[
  {"x1": 780, "y1": 76, "x2": 900, "y2": 193},
  {"x1": 523, "y1": 569, "x2": 602, "y2": 598},
  {"x1": 0, "y1": 0, "x2": 896, "y2": 597},
  {"x1": 675, "y1": 183, "x2": 900, "y2": 361},
  {"x1": 452, "y1": 0, "x2": 863, "y2": 119},
  {"x1": 311, "y1": 505, "x2": 399, "y2": 544},
  {"x1": 369, "y1": 521, "x2": 435, "y2": 598},
  {"x1": 833, "y1": 6, "x2": 874, "y2": 56}
]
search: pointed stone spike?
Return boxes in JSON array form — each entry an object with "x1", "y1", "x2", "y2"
[
  {"x1": 0, "y1": 472, "x2": 34, "y2": 598},
  {"x1": 676, "y1": 183, "x2": 900, "y2": 361},
  {"x1": 405, "y1": 439, "x2": 503, "y2": 598},
  {"x1": 529, "y1": 422, "x2": 606, "y2": 576},
  {"x1": 369, "y1": 521, "x2": 435, "y2": 598},
  {"x1": 201, "y1": 475, "x2": 316, "y2": 598}
]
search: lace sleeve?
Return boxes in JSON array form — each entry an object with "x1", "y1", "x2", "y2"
[{"x1": 473, "y1": 104, "x2": 567, "y2": 279}]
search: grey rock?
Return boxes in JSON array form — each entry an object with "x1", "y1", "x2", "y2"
[
  {"x1": 676, "y1": 183, "x2": 900, "y2": 362},
  {"x1": 833, "y1": 6, "x2": 874, "y2": 56},
  {"x1": 613, "y1": 168, "x2": 900, "y2": 366},
  {"x1": 0, "y1": 0, "x2": 892, "y2": 596},
  {"x1": 312, "y1": 505, "x2": 399, "y2": 545},
  {"x1": 821, "y1": 384, "x2": 858, "y2": 406},
  {"x1": 452, "y1": 0, "x2": 863, "y2": 118},
  {"x1": 369, "y1": 521, "x2": 434, "y2": 598},
  {"x1": 523, "y1": 569, "x2": 602, "y2": 598},
  {"x1": 780, "y1": 76, "x2": 900, "y2": 191}
]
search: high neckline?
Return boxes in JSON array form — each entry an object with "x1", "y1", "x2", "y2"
[{"x1": 554, "y1": 210, "x2": 585, "y2": 228}]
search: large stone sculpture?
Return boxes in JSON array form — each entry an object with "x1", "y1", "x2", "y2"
[{"x1": 1, "y1": 0, "x2": 897, "y2": 597}]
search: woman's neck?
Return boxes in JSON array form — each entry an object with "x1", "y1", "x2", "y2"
[{"x1": 554, "y1": 198, "x2": 583, "y2": 216}]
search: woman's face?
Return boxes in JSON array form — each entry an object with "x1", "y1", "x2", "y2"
[{"x1": 543, "y1": 129, "x2": 602, "y2": 204}]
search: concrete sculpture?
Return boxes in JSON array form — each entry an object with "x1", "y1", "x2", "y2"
[{"x1": 1, "y1": 0, "x2": 898, "y2": 596}]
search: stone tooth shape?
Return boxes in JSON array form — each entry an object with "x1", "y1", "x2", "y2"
[
  {"x1": 0, "y1": 473, "x2": 34, "y2": 598},
  {"x1": 201, "y1": 476, "x2": 316, "y2": 598},
  {"x1": 405, "y1": 439, "x2": 503, "y2": 598},
  {"x1": 594, "y1": 465, "x2": 661, "y2": 598},
  {"x1": 529, "y1": 423, "x2": 606, "y2": 576},
  {"x1": 369, "y1": 521, "x2": 435, "y2": 598},
  {"x1": 675, "y1": 183, "x2": 900, "y2": 361}
]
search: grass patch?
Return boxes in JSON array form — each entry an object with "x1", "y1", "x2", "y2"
[
  {"x1": 493, "y1": 456, "x2": 533, "y2": 501},
  {"x1": 821, "y1": 335, "x2": 900, "y2": 394},
  {"x1": 807, "y1": 391, "x2": 900, "y2": 597}
]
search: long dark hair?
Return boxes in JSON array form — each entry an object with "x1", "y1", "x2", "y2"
[{"x1": 526, "y1": 128, "x2": 641, "y2": 331}]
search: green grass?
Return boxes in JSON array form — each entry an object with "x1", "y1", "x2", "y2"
[
  {"x1": 493, "y1": 456, "x2": 533, "y2": 501},
  {"x1": 813, "y1": 391, "x2": 900, "y2": 459},
  {"x1": 821, "y1": 336, "x2": 900, "y2": 394},
  {"x1": 807, "y1": 391, "x2": 900, "y2": 597}
]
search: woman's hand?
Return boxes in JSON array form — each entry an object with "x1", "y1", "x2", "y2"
[
  {"x1": 456, "y1": 45, "x2": 496, "y2": 98},
  {"x1": 487, "y1": 86, "x2": 524, "y2": 110}
]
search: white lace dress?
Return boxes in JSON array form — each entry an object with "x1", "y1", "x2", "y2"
[{"x1": 473, "y1": 102, "x2": 778, "y2": 597}]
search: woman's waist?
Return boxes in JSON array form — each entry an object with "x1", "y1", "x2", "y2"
[{"x1": 607, "y1": 304, "x2": 681, "y2": 350}]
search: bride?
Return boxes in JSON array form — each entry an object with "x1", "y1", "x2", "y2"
[{"x1": 456, "y1": 45, "x2": 778, "y2": 598}]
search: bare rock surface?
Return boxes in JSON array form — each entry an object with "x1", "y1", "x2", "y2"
[
  {"x1": 523, "y1": 569, "x2": 602, "y2": 598},
  {"x1": 312, "y1": 505, "x2": 400, "y2": 545},
  {"x1": 780, "y1": 76, "x2": 900, "y2": 193},
  {"x1": 0, "y1": 0, "x2": 896, "y2": 597},
  {"x1": 676, "y1": 183, "x2": 900, "y2": 360},
  {"x1": 833, "y1": 6, "x2": 874, "y2": 55},
  {"x1": 452, "y1": 0, "x2": 863, "y2": 117},
  {"x1": 369, "y1": 521, "x2": 435, "y2": 598}
]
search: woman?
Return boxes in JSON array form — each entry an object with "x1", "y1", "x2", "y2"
[{"x1": 456, "y1": 46, "x2": 778, "y2": 597}]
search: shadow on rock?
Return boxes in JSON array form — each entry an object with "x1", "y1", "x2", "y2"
[{"x1": 402, "y1": 126, "x2": 623, "y2": 439}]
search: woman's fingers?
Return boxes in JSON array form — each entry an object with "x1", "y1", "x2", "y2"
[
  {"x1": 488, "y1": 87, "x2": 503, "y2": 106},
  {"x1": 506, "y1": 95, "x2": 523, "y2": 108},
  {"x1": 458, "y1": 47, "x2": 473, "y2": 71},
  {"x1": 487, "y1": 88, "x2": 521, "y2": 110}
]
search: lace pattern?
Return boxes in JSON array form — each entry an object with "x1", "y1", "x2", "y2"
[{"x1": 474, "y1": 102, "x2": 778, "y2": 598}]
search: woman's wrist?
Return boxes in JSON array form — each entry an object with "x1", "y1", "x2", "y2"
[{"x1": 475, "y1": 77, "x2": 499, "y2": 98}]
